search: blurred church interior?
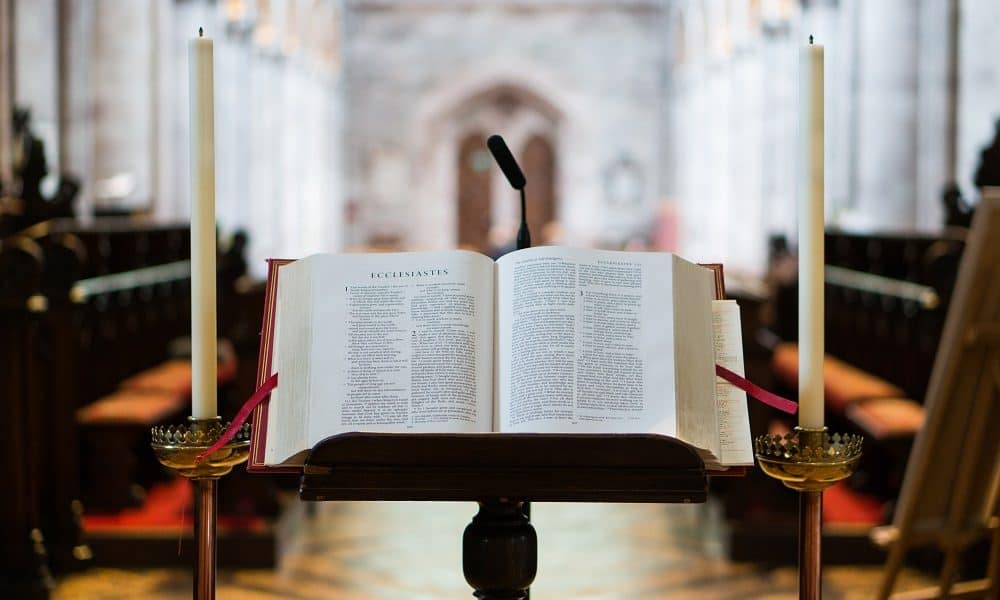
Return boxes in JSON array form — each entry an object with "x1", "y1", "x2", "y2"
[{"x1": 2, "y1": 0, "x2": 999, "y2": 598}]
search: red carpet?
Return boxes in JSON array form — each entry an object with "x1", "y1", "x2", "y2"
[
  {"x1": 83, "y1": 477, "x2": 265, "y2": 532},
  {"x1": 823, "y1": 481, "x2": 884, "y2": 525}
]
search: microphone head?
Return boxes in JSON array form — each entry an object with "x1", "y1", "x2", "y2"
[{"x1": 487, "y1": 134, "x2": 526, "y2": 190}]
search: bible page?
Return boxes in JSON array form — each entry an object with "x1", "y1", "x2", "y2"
[
  {"x1": 711, "y1": 300, "x2": 754, "y2": 466},
  {"x1": 670, "y1": 256, "x2": 719, "y2": 462},
  {"x1": 495, "y1": 247, "x2": 678, "y2": 434},
  {"x1": 289, "y1": 251, "x2": 495, "y2": 450}
]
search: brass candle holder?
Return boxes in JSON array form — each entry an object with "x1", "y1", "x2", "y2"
[
  {"x1": 755, "y1": 427, "x2": 863, "y2": 599},
  {"x1": 151, "y1": 417, "x2": 250, "y2": 600}
]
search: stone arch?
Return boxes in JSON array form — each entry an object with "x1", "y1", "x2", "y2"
[
  {"x1": 409, "y1": 62, "x2": 596, "y2": 250},
  {"x1": 456, "y1": 131, "x2": 492, "y2": 251},
  {"x1": 521, "y1": 135, "x2": 557, "y2": 243}
]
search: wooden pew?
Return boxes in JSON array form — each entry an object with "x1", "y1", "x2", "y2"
[
  {"x1": 0, "y1": 235, "x2": 55, "y2": 596},
  {"x1": 823, "y1": 231, "x2": 964, "y2": 403},
  {"x1": 72, "y1": 259, "x2": 193, "y2": 404},
  {"x1": 727, "y1": 230, "x2": 966, "y2": 565},
  {"x1": 5, "y1": 217, "x2": 278, "y2": 571},
  {"x1": 70, "y1": 258, "x2": 197, "y2": 511},
  {"x1": 76, "y1": 344, "x2": 239, "y2": 512},
  {"x1": 775, "y1": 233, "x2": 963, "y2": 496},
  {"x1": 11, "y1": 218, "x2": 193, "y2": 570},
  {"x1": 33, "y1": 231, "x2": 92, "y2": 574},
  {"x1": 767, "y1": 231, "x2": 963, "y2": 416}
]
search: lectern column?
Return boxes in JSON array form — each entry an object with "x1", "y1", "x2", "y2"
[{"x1": 463, "y1": 500, "x2": 537, "y2": 600}]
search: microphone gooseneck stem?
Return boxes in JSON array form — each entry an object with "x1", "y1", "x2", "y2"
[
  {"x1": 516, "y1": 222, "x2": 531, "y2": 250},
  {"x1": 516, "y1": 187, "x2": 531, "y2": 250}
]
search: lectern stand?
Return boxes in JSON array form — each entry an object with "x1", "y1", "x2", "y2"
[{"x1": 300, "y1": 432, "x2": 708, "y2": 599}]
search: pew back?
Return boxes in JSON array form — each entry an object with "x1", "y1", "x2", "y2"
[{"x1": 823, "y1": 231, "x2": 964, "y2": 402}]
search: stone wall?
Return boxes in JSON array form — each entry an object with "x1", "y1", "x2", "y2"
[
  {"x1": 7, "y1": 0, "x2": 999, "y2": 276},
  {"x1": 26, "y1": 0, "x2": 345, "y2": 275},
  {"x1": 665, "y1": 0, "x2": 986, "y2": 273},
  {"x1": 343, "y1": 0, "x2": 667, "y2": 249}
]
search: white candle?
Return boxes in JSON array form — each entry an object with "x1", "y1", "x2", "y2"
[
  {"x1": 798, "y1": 37, "x2": 824, "y2": 429},
  {"x1": 189, "y1": 28, "x2": 217, "y2": 420}
]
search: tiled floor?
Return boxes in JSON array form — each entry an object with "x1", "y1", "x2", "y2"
[{"x1": 55, "y1": 501, "x2": 933, "y2": 599}]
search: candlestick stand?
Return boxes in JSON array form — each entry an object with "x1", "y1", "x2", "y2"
[
  {"x1": 150, "y1": 417, "x2": 250, "y2": 600},
  {"x1": 755, "y1": 427, "x2": 863, "y2": 600}
]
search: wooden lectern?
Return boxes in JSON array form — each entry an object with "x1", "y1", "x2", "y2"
[
  {"x1": 301, "y1": 432, "x2": 709, "y2": 599},
  {"x1": 255, "y1": 262, "x2": 737, "y2": 598}
]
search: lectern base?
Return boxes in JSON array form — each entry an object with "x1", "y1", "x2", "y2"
[
  {"x1": 301, "y1": 433, "x2": 710, "y2": 598},
  {"x1": 463, "y1": 500, "x2": 536, "y2": 600}
]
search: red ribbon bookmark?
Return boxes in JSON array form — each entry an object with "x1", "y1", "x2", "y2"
[
  {"x1": 715, "y1": 364, "x2": 798, "y2": 414},
  {"x1": 195, "y1": 373, "x2": 278, "y2": 463}
]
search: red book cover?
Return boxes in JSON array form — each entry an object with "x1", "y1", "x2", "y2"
[{"x1": 247, "y1": 258, "x2": 300, "y2": 473}]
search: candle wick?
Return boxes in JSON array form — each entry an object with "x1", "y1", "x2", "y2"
[
  {"x1": 809, "y1": 34, "x2": 814, "y2": 45},
  {"x1": 199, "y1": 27, "x2": 203, "y2": 38}
]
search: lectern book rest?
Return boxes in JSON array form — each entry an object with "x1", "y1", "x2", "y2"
[{"x1": 247, "y1": 246, "x2": 753, "y2": 474}]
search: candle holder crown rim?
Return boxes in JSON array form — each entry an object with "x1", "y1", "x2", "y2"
[
  {"x1": 150, "y1": 418, "x2": 251, "y2": 479},
  {"x1": 754, "y1": 427, "x2": 863, "y2": 463},
  {"x1": 754, "y1": 426, "x2": 863, "y2": 492},
  {"x1": 150, "y1": 418, "x2": 248, "y2": 448}
]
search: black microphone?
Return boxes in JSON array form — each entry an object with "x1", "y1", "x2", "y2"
[
  {"x1": 487, "y1": 135, "x2": 525, "y2": 190},
  {"x1": 486, "y1": 134, "x2": 530, "y2": 249}
]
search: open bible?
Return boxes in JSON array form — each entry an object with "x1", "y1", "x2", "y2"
[{"x1": 248, "y1": 247, "x2": 753, "y2": 472}]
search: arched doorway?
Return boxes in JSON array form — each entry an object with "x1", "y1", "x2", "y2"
[
  {"x1": 456, "y1": 132, "x2": 492, "y2": 251},
  {"x1": 521, "y1": 135, "x2": 557, "y2": 244},
  {"x1": 414, "y1": 72, "x2": 579, "y2": 251},
  {"x1": 449, "y1": 89, "x2": 562, "y2": 253}
]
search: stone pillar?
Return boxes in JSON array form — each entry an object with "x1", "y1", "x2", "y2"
[
  {"x1": 216, "y1": 10, "x2": 254, "y2": 232},
  {"x1": 228, "y1": 25, "x2": 253, "y2": 231},
  {"x1": 246, "y1": 41, "x2": 285, "y2": 271},
  {"x1": 61, "y1": 0, "x2": 158, "y2": 217},
  {"x1": 759, "y1": 23, "x2": 798, "y2": 243},
  {"x1": 279, "y1": 41, "x2": 304, "y2": 258},
  {"x1": 853, "y1": 0, "x2": 919, "y2": 228},
  {"x1": 90, "y1": 0, "x2": 155, "y2": 212},
  {"x1": 0, "y1": 0, "x2": 14, "y2": 188},
  {"x1": 325, "y1": 0, "x2": 344, "y2": 253},
  {"x1": 957, "y1": 0, "x2": 1000, "y2": 200},
  {"x1": 13, "y1": 0, "x2": 60, "y2": 187},
  {"x1": 294, "y1": 0, "x2": 344, "y2": 256},
  {"x1": 151, "y1": 0, "x2": 175, "y2": 219},
  {"x1": 216, "y1": 2, "x2": 255, "y2": 240},
  {"x1": 298, "y1": 62, "x2": 338, "y2": 256},
  {"x1": 59, "y1": 0, "x2": 95, "y2": 219},
  {"x1": 911, "y1": 0, "x2": 954, "y2": 230},
  {"x1": 728, "y1": 41, "x2": 766, "y2": 273}
]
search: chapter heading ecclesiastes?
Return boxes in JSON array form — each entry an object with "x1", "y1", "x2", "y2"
[{"x1": 370, "y1": 268, "x2": 449, "y2": 279}]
